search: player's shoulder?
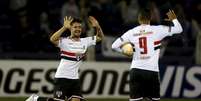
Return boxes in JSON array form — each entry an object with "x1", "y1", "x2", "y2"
[
  {"x1": 123, "y1": 28, "x2": 136, "y2": 37},
  {"x1": 127, "y1": 26, "x2": 140, "y2": 33},
  {"x1": 82, "y1": 36, "x2": 94, "y2": 39},
  {"x1": 122, "y1": 26, "x2": 141, "y2": 38},
  {"x1": 150, "y1": 25, "x2": 169, "y2": 31},
  {"x1": 130, "y1": 25, "x2": 147, "y2": 33},
  {"x1": 151, "y1": 25, "x2": 168, "y2": 28},
  {"x1": 59, "y1": 37, "x2": 68, "y2": 42},
  {"x1": 80, "y1": 37, "x2": 87, "y2": 41},
  {"x1": 81, "y1": 36, "x2": 95, "y2": 41}
]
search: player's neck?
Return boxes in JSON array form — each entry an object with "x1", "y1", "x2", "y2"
[
  {"x1": 140, "y1": 23, "x2": 150, "y2": 26},
  {"x1": 139, "y1": 20, "x2": 150, "y2": 25}
]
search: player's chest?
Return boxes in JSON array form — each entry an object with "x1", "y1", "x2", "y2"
[{"x1": 62, "y1": 40, "x2": 87, "y2": 53}]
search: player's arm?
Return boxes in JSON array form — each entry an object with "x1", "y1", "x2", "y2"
[
  {"x1": 88, "y1": 16, "x2": 104, "y2": 42},
  {"x1": 50, "y1": 16, "x2": 73, "y2": 46},
  {"x1": 112, "y1": 30, "x2": 133, "y2": 55},
  {"x1": 112, "y1": 37, "x2": 133, "y2": 57},
  {"x1": 165, "y1": 10, "x2": 183, "y2": 34},
  {"x1": 112, "y1": 37, "x2": 125, "y2": 53}
]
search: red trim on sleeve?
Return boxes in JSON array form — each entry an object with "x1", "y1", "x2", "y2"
[{"x1": 154, "y1": 40, "x2": 161, "y2": 45}]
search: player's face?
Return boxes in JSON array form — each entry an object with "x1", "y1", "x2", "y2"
[{"x1": 71, "y1": 22, "x2": 82, "y2": 37}]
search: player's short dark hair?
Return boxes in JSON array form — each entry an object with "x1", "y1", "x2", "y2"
[
  {"x1": 138, "y1": 9, "x2": 151, "y2": 21},
  {"x1": 71, "y1": 18, "x2": 82, "y2": 25}
]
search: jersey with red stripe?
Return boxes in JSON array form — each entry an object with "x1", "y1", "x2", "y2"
[
  {"x1": 55, "y1": 36, "x2": 96, "y2": 79},
  {"x1": 112, "y1": 19, "x2": 182, "y2": 72}
]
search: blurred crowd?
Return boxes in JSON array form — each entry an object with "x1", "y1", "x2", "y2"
[{"x1": 0, "y1": 0, "x2": 201, "y2": 64}]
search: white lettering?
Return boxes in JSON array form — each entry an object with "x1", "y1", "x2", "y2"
[
  {"x1": 160, "y1": 66, "x2": 175, "y2": 96},
  {"x1": 172, "y1": 66, "x2": 185, "y2": 97},
  {"x1": 183, "y1": 67, "x2": 201, "y2": 98},
  {"x1": 0, "y1": 60, "x2": 201, "y2": 98}
]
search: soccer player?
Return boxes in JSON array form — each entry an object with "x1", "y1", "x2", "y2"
[
  {"x1": 112, "y1": 9, "x2": 182, "y2": 101},
  {"x1": 25, "y1": 16, "x2": 104, "y2": 101}
]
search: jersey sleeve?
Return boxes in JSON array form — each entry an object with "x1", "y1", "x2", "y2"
[
  {"x1": 85, "y1": 36, "x2": 96, "y2": 47},
  {"x1": 111, "y1": 29, "x2": 132, "y2": 53},
  {"x1": 121, "y1": 30, "x2": 132, "y2": 42},
  {"x1": 156, "y1": 19, "x2": 183, "y2": 39}
]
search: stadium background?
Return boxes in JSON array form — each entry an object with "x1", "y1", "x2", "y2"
[{"x1": 0, "y1": 0, "x2": 201, "y2": 101}]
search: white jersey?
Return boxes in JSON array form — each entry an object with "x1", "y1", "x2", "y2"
[
  {"x1": 55, "y1": 36, "x2": 96, "y2": 79},
  {"x1": 112, "y1": 19, "x2": 183, "y2": 72}
]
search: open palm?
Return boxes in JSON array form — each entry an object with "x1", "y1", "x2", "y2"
[
  {"x1": 88, "y1": 16, "x2": 100, "y2": 27},
  {"x1": 64, "y1": 16, "x2": 73, "y2": 29}
]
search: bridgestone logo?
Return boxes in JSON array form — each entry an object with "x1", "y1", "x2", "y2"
[{"x1": 0, "y1": 60, "x2": 200, "y2": 98}]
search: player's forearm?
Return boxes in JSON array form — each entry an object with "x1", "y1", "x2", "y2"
[
  {"x1": 111, "y1": 38, "x2": 123, "y2": 53},
  {"x1": 171, "y1": 19, "x2": 183, "y2": 34},
  {"x1": 95, "y1": 26, "x2": 104, "y2": 42},
  {"x1": 50, "y1": 26, "x2": 67, "y2": 44}
]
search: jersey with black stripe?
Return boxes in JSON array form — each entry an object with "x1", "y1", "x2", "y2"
[
  {"x1": 112, "y1": 19, "x2": 182, "y2": 72},
  {"x1": 55, "y1": 36, "x2": 96, "y2": 79}
]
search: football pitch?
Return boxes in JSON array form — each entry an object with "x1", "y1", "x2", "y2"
[{"x1": 0, "y1": 98, "x2": 201, "y2": 101}]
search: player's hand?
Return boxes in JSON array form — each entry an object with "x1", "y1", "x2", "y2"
[
  {"x1": 123, "y1": 50, "x2": 133, "y2": 57},
  {"x1": 63, "y1": 16, "x2": 73, "y2": 29},
  {"x1": 164, "y1": 9, "x2": 177, "y2": 21},
  {"x1": 88, "y1": 16, "x2": 100, "y2": 27}
]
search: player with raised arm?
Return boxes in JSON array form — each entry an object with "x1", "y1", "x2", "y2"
[
  {"x1": 112, "y1": 9, "x2": 182, "y2": 101},
  {"x1": 25, "y1": 16, "x2": 104, "y2": 101}
]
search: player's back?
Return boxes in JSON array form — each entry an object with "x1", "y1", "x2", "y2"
[
  {"x1": 128, "y1": 25, "x2": 167, "y2": 72},
  {"x1": 112, "y1": 19, "x2": 182, "y2": 72}
]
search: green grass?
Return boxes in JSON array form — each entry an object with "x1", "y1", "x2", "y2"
[{"x1": 0, "y1": 97, "x2": 201, "y2": 101}]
